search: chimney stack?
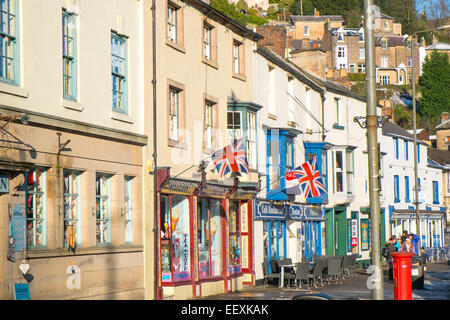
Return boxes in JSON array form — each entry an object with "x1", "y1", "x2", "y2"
[
  {"x1": 314, "y1": 8, "x2": 320, "y2": 17},
  {"x1": 432, "y1": 34, "x2": 438, "y2": 45},
  {"x1": 442, "y1": 112, "x2": 449, "y2": 123}
]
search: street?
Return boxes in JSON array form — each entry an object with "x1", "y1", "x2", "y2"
[{"x1": 198, "y1": 262, "x2": 450, "y2": 300}]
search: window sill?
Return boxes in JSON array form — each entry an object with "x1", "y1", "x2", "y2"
[
  {"x1": 168, "y1": 139, "x2": 187, "y2": 149},
  {"x1": 110, "y1": 111, "x2": 134, "y2": 124},
  {"x1": 165, "y1": 39, "x2": 186, "y2": 54},
  {"x1": 202, "y1": 58, "x2": 219, "y2": 70},
  {"x1": 267, "y1": 113, "x2": 277, "y2": 120},
  {"x1": 26, "y1": 244, "x2": 143, "y2": 259},
  {"x1": 333, "y1": 123, "x2": 345, "y2": 130},
  {"x1": 287, "y1": 120, "x2": 296, "y2": 128},
  {"x1": 62, "y1": 99, "x2": 84, "y2": 112},
  {"x1": 0, "y1": 82, "x2": 29, "y2": 98},
  {"x1": 232, "y1": 73, "x2": 246, "y2": 82}
]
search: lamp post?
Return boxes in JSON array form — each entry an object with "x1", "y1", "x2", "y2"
[
  {"x1": 411, "y1": 24, "x2": 450, "y2": 245},
  {"x1": 363, "y1": 0, "x2": 383, "y2": 300}
]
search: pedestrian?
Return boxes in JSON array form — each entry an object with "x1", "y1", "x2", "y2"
[
  {"x1": 408, "y1": 233, "x2": 420, "y2": 255},
  {"x1": 394, "y1": 237, "x2": 401, "y2": 251},
  {"x1": 403, "y1": 238, "x2": 414, "y2": 253},
  {"x1": 385, "y1": 236, "x2": 398, "y2": 280},
  {"x1": 401, "y1": 230, "x2": 408, "y2": 243},
  {"x1": 420, "y1": 247, "x2": 428, "y2": 277}
]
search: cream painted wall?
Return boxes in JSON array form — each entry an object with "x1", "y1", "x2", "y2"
[
  {"x1": 0, "y1": 0, "x2": 143, "y2": 134},
  {"x1": 154, "y1": 0, "x2": 258, "y2": 183}
]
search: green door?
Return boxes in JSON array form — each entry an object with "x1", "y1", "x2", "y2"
[
  {"x1": 334, "y1": 207, "x2": 347, "y2": 256},
  {"x1": 326, "y1": 209, "x2": 334, "y2": 255},
  {"x1": 380, "y1": 208, "x2": 386, "y2": 248}
]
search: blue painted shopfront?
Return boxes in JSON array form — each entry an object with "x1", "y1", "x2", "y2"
[{"x1": 255, "y1": 200, "x2": 325, "y2": 270}]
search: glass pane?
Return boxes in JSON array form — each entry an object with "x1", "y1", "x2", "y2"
[
  {"x1": 171, "y1": 195, "x2": 191, "y2": 281},
  {"x1": 198, "y1": 199, "x2": 210, "y2": 279},
  {"x1": 335, "y1": 151, "x2": 342, "y2": 170},
  {"x1": 336, "y1": 172, "x2": 343, "y2": 192},
  {"x1": 210, "y1": 200, "x2": 222, "y2": 277},
  {"x1": 278, "y1": 221, "x2": 284, "y2": 259}
]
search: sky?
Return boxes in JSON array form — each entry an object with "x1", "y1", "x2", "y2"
[{"x1": 416, "y1": 0, "x2": 450, "y2": 18}]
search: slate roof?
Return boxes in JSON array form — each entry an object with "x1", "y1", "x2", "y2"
[
  {"x1": 427, "y1": 147, "x2": 450, "y2": 168},
  {"x1": 289, "y1": 15, "x2": 344, "y2": 23},
  {"x1": 425, "y1": 42, "x2": 450, "y2": 51},
  {"x1": 382, "y1": 120, "x2": 428, "y2": 145},
  {"x1": 435, "y1": 119, "x2": 450, "y2": 130}
]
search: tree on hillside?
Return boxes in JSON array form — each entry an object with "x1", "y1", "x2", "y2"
[{"x1": 418, "y1": 50, "x2": 450, "y2": 133}]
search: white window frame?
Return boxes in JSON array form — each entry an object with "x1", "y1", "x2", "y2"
[
  {"x1": 359, "y1": 47, "x2": 365, "y2": 59},
  {"x1": 227, "y1": 111, "x2": 243, "y2": 145},
  {"x1": 247, "y1": 112, "x2": 257, "y2": 170},
  {"x1": 169, "y1": 87, "x2": 180, "y2": 142},
  {"x1": 63, "y1": 170, "x2": 82, "y2": 248},
  {"x1": 125, "y1": 176, "x2": 133, "y2": 244},
  {"x1": 167, "y1": 4, "x2": 177, "y2": 42},
  {"x1": 96, "y1": 174, "x2": 112, "y2": 245},
  {"x1": 233, "y1": 40, "x2": 241, "y2": 75},
  {"x1": 203, "y1": 23, "x2": 212, "y2": 60},
  {"x1": 304, "y1": 25, "x2": 310, "y2": 36},
  {"x1": 26, "y1": 168, "x2": 47, "y2": 248},
  {"x1": 334, "y1": 150, "x2": 344, "y2": 193},
  {"x1": 204, "y1": 101, "x2": 214, "y2": 151},
  {"x1": 381, "y1": 55, "x2": 388, "y2": 68}
]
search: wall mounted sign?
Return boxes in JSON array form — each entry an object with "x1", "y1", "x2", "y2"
[
  {"x1": 14, "y1": 283, "x2": 30, "y2": 300},
  {"x1": 11, "y1": 204, "x2": 26, "y2": 252},
  {"x1": 0, "y1": 174, "x2": 9, "y2": 193},
  {"x1": 254, "y1": 200, "x2": 287, "y2": 220}
]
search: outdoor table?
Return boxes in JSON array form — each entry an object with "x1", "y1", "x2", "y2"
[{"x1": 279, "y1": 264, "x2": 296, "y2": 288}]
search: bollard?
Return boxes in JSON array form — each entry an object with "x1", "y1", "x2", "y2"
[{"x1": 391, "y1": 252, "x2": 414, "y2": 300}]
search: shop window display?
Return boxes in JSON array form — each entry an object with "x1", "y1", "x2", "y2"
[
  {"x1": 161, "y1": 195, "x2": 191, "y2": 282},
  {"x1": 229, "y1": 201, "x2": 241, "y2": 275},
  {"x1": 197, "y1": 198, "x2": 223, "y2": 279},
  {"x1": 26, "y1": 168, "x2": 46, "y2": 248}
]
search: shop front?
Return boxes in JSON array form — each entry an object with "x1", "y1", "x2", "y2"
[
  {"x1": 254, "y1": 199, "x2": 325, "y2": 281},
  {"x1": 157, "y1": 172, "x2": 256, "y2": 300},
  {"x1": 389, "y1": 207, "x2": 445, "y2": 248}
]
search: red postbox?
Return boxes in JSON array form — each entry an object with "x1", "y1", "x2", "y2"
[{"x1": 391, "y1": 252, "x2": 414, "y2": 300}]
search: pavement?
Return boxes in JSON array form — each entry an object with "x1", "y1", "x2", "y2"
[{"x1": 197, "y1": 261, "x2": 450, "y2": 300}]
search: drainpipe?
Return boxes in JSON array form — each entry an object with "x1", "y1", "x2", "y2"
[
  {"x1": 321, "y1": 90, "x2": 326, "y2": 142},
  {"x1": 152, "y1": 0, "x2": 158, "y2": 300}
]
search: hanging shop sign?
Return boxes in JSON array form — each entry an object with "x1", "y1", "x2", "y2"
[
  {"x1": 254, "y1": 200, "x2": 287, "y2": 220},
  {"x1": 160, "y1": 178, "x2": 198, "y2": 195},
  {"x1": 303, "y1": 206, "x2": 325, "y2": 221},
  {"x1": 230, "y1": 187, "x2": 257, "y2": 200},
  {"x1": 288, "y1": 204, "x2": 325, "y2": 221},
  {"x1": 289, "y1": 204, "x2": 306, "y2": 221},
  {"x1": 199, "y1": 183, "x2": 231, "y2": 199}
]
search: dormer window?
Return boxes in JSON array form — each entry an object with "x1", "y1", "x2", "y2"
[
  {"x1": 381, "y1": 40, "x2": 388, "y2": 50},
  {"x1": 384, "y1": 20, "x2": 389, "y2": 30},
  {"x1": 338, "y1": 32, "x2": 344, "y2": 41}
]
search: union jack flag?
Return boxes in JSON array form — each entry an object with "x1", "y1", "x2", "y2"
[
  {"x1": 286, "y1": 157, "x2": 327, "y2": 199},
  {"x1": 211, "y1": 138, "x2": 249, "y2": 178}
]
